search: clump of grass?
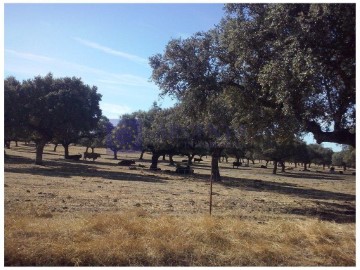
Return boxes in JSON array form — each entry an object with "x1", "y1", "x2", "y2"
[{"x1": 5, "y1": 210, "x2": 355, "y2": 266}]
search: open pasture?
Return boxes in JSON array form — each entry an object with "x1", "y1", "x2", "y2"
[{"x1": 4, "y1": 143, "x2": 356, "y2": 266}]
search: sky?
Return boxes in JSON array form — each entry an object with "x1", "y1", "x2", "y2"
[
  {"x1": 3, "y1": 1, "x2": 344, "y2": 151},
  {"x1": 4, "y1": 3, "x2": 226, "y2": 118}
]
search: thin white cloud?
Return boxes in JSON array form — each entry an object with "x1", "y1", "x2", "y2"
[
  {"x1": 73, "y1": 37, "x2": 148, "y2": 65},
  {"x1": 5, "y1": 49, "x2": 55, "y2": 62},
  {"x1": 5, "y1": 49, "x2": 154, "y2": 88},
  {"x1": 100, "y1": 102, "x2": 132, "y2": 119}
]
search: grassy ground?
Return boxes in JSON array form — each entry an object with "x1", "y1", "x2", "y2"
[{"x1": 4, "y1": 143, "x2": 356, "y2": 266}]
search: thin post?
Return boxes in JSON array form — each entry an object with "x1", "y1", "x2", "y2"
[{"x1": 209, "y1": 176, "x2": 213, "y2": 215}]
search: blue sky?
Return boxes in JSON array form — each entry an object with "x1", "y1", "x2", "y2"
[
  {"x1": 3, "y1": 2, "x2": 343, "y2": 151},
  {"x1": 5, "y1": 3, "x2": 225, "y2": 117}
]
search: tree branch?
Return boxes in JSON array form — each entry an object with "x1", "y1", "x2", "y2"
[{"x1": 305, "y1": 121, "x2": 355, "y2": 148}]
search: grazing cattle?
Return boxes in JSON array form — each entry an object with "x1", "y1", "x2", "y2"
[
  {"x1": 66, "y1": 154, "x2": 82, "y2": 161},
  {"x1": 194, "y1": 158, "x2": 203, "y2": 163},
  {"x1": 260, "y1": 165, "x2": 267, "y2": 169},
  {"x1": 83, "y1": 152, "x2": 101, "y2": 161},
  {"x1": 118, "y1": 159, "x2": 136, "y2": 166},
  {"x1": 233, "y1": 161, "x2": 242, "y2": 168},
  {"x1": 182, "y1": 159, "x2": 189, "y2": 163}
]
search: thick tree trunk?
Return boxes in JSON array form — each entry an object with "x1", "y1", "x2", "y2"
[
  {"x1": 35, "y1": 141, "x2": 46, "y2": 165},
  {"x1": 139, "y1": 150, "x2": 145, "y2": 160},
  {"x1": 150, "y1": 152, "x2": 161, "y2": 170},
  {"x1": 62, "y1": 143, "x2": 70, "y2": 159},
  {"x1": 272, "y1": 160, "x2": 278, "y2": 174},
  {"x1": 162, "y1": 154, "x2": 166, "y2": 161},
  {"x1": 211, "y1": 148, "x2": 222, "y2": 182}
]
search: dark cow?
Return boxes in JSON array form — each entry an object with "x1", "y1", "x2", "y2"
[
  {"x1": 233, "y1": 161, "x2": 242, "y2": 168},
  {"x1": 66, "y1": 154, "x2": 82, "y2": 161},
  {"x1": 260, "y1": 165, "x2": 267, "y2": 169},
  {"x1": 194, "y1": 158, "x2": 203, "y2": 163},
  {"x1": 83, "y1": 152, "x2": 101, "y2": 161},
  {"x1": 118, "y1": 159, "x2": 136, "y2": 166},
  {"x1": 176, "y1": 165, "x2": 194, "y2": 174}
]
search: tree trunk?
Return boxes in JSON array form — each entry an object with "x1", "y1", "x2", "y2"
[
  {"x1": 272, "y1": 160, "x2": 278, "y2": 174},
  {"x1": 162, "y1": 154, "x2": 166, "y2": 161},
  {"x1": 5, "y1": 141, "x2": 10, "y2": 149},
  {"x1": 343, "y1": 162, "x2": 347, "y2": 171},
  {"x1": 15, "y1": 141, "x2": 18, "y2": 147},
  {"x1": 62, "y1": 143, "x2": 70, "y2": 159},
  {"x1": 169, "y1": 154, "x2": 175, "y2": 166},
  {"x1": 304, "y1": 163, "x2": 308, "y2": 171},
  {"x1": 53, "y1": 143, "x2": 58, "y2": 152},
  {"x1": 150, "y1": 152, "x2": 161, "y2": 170},
  {"x1": 139, "y1": 149, "x2": 145, "y2": 160},
  {"x1": 35, "y1": 141, "x2": 46, "y2": 165},
  {"x1": 113, "y1": 150, "x2": 118, "y2": 160},
  {"x1": 280, "y1": 161, "x2": 285, "y2": 172},
  {"x1": 306, "y1": 120, "x2": 355, "y2": 148},
  {"x1": 187, "y1": 154, "x2": 194, "y2": 165},
  {"x1": 211, "y1": 148, "x2": 222, "y2": 182}
]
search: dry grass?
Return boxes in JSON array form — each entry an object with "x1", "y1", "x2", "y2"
[
  {"x1": 5, "y1": 210, "x2": 355, "y2": 266},
  {"x1": 4, "y1": 143, "x2": 356, "y2": 266}
]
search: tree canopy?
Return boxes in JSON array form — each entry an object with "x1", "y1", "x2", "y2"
[
  {"x1": 221, "y1": 3, "x2": 355, "y2": 147},
  {"x1": 4, "y1": 73, "x2": 102, "y2": 164}
]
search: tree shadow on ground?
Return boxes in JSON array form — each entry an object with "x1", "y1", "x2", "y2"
[
  {"x1": 285, "y1": 201, "x2": 356, "y2": 223},
  {"x1": 213, "y1": 176, "x2": 355, "y2": 223},
  {"x1": 4, "y1": 154, "x2": 166, "y2": 184},
  {"x1": 219, "y1": 176, "x2": 355, "y2": 201},
  {"x1": 279, "y1": 171, "x2": 345, "y2": 181}
]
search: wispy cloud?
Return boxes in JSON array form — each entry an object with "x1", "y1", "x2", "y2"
[
  {"x1": 5, "y1": 49, "x2": 55, "y2": 62},
  {"x1": 100, "y1": 102, "x2": 132, "y2": 119},
  {"x1": 5, "y1": 49, "x2": 155, "y2": 89},
  {"x1": 73, "y1": 37, "x2": 148, "y2": 65}
]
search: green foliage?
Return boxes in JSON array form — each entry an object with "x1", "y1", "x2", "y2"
[
  {"x1": 332, "y1": 146, "x2": 355, "y2": 168},
  {"x1": 4, "y1": 73, "x2": 102, "y2": 163},
  {"x1": 221, "y1": 3, "x2": 355, "y2": 147}
]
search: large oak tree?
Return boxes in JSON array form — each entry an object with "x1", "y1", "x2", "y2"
[
  {"x1": 221, "y1": 3, "x2": 355, "y2": 147},
  {"x1": 5, "y1": 73, "x2": 102, "y2": 164}
]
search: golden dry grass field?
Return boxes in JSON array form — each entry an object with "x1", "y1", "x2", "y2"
[{"x1": 4, "y1": 143, "x2": 356, "y2": 266}]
